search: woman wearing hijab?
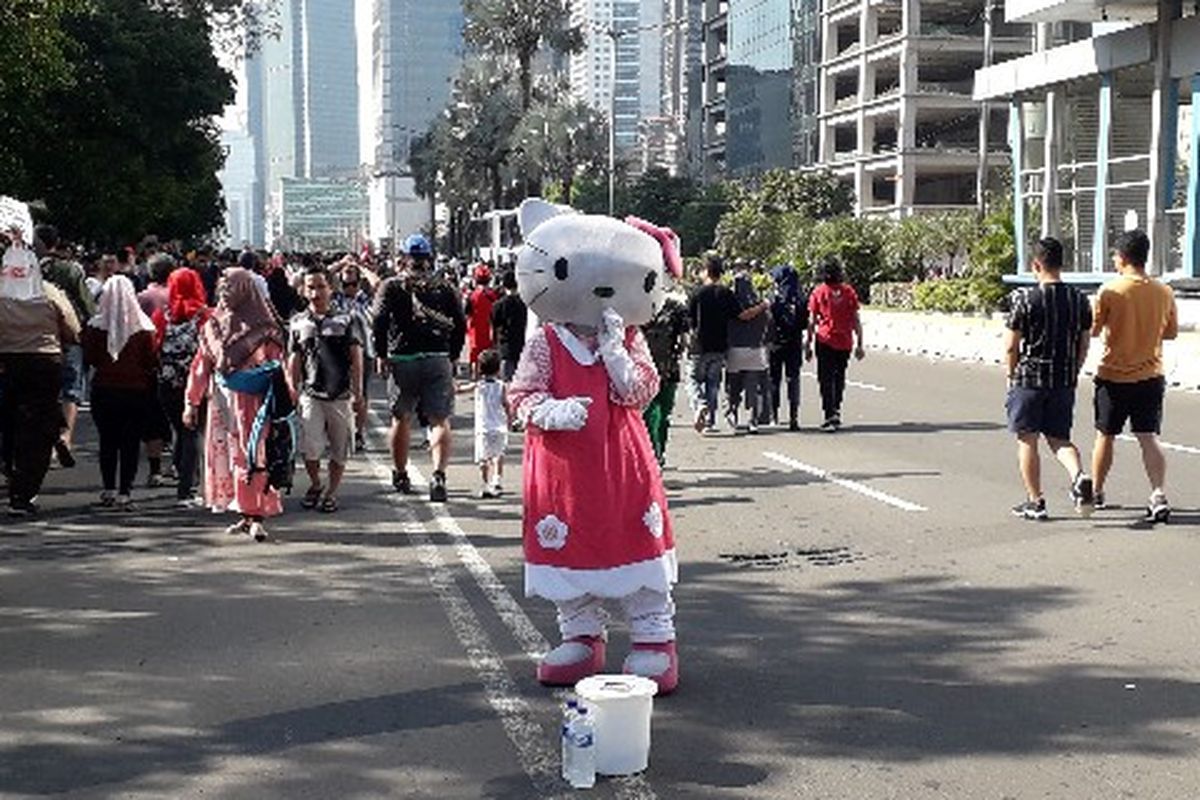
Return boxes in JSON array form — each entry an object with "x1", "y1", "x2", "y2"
[
  {"x1": 82, "y1": 275, "x2": 159, "y2": 509},
  {"x1": 182, "y1": 267, "x2": 286, "y2": 542},
  {"x1": 767, "y1": 265, "x2": 808, "y2": 431},
  {"x1": 152, "y1": 268, "x2": 211, "y2": 505}
]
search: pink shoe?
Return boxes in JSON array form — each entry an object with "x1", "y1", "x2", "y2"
[
  {"x1": 623, "y1": 641, "x2": 678, "y2": 695},
  {"x1": 536, "y1": 635, "x2": 606, "y2": 686}
]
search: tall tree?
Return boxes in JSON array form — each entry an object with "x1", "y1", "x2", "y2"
[
  {"x1": 510, "y1": 98, "x2": 608, "y2": 203},
  {"x1": 6, "y1": 0, "x2": 235, "y2": 244},
  {"x1": 462, "y1": 0, "x2": 582, "y2": 111}
]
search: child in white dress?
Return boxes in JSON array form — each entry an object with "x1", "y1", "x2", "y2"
[{"x1": 474, "y1": 349, "x2": 509, "y2": 497}]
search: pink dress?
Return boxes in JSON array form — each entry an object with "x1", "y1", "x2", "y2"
[
  {"x1": 185, "y1": 336, "x2": 284, "y2": 518},
  {"x1": 510, "y1": 324, "x2": 677, "y2": 601}
]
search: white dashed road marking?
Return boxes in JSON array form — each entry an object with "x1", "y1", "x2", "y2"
[
  {"x1": 800, "y1": 370, "x2": 886, "y2": 392},
  {"x1": 1116, "y1": 433, "x2": 1200, "y2": 456},
  {"x1": 763, "y1": 451, "x2": 928, "y2": 512}
]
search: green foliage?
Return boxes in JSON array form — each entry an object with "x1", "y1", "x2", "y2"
[
  {"x1": 912, "y1": 277, "x2": 1008, "y2": 313},
  {"x1": 2, "y1": 0, "x2": 235, "y2": 245},
  {"x1": 463, "y1": 0, "x2": 580, "y2": 110},
  {"x1": 805, "y1": 216, "x2": 889, "y2": 301},
  {"x1": 675, "y1": 183, "x2": 730, "y2": 257},
  {"x1": 750, "y1": 169, "x2": 855, "y2": 219},
  {"x1": 968, "y1": 201, "x2": 1018, "y2": 279},
  {"x1": 511, "y1": 97, "x2": 609, "y2": 202},
  {"x1": 881, "y1": 215, "x2": 939, "y2": 282},
  {"x1": 715, "y1": 204, "x2": 788, "y2": 264}
]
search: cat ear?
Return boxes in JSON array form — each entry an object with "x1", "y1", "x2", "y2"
[{"x1": 517, "y1": 198, "x2": 575, "y2": 237}]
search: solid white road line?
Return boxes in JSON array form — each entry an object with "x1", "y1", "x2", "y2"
[
  {"x1": 800, "y1": 370, "x2": 886, "y2": 392},
  {"x1": 366, "y1": 407, "x2": 658, "y2": 800},
  {"x1": 763, "y1": 451, "x2": 928, "y2": 512},
  {"x1": 1116, "y1": 433, "x2": 1200, "y2": 456}
]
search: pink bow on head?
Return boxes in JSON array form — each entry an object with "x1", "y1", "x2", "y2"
[{"x1": 624, "y1": 215, "x2": 683, "y2": 280}]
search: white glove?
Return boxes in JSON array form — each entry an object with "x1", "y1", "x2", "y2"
[
  {"x1": 528, "y1": 396, "x2": 593, "y2": 431},
  {"x1": 598, "y1": 308, "x2": 637, "y2": 397}
]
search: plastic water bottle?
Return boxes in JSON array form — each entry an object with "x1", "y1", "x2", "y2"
[
  {"x1": 564, "y1": 707, "x2": 596, "y2": 789},
  {"x1": 560, "y1": 698, "x2": 579, "y2": 781}
]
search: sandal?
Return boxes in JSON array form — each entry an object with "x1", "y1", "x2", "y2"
[
  {"x1": 301, "y1": 485, "x2": 323, "y2": 510},
  {"x1": 318, "y1": 495, "x2": 338, "y2": 513}
]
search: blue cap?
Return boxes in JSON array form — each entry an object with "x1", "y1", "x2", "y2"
[{"x1": 403, "y1": 233, "x2": 432, "y2": 257}]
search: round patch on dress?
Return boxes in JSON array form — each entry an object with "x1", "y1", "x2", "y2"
[
  {"x1": 643, "y1": 502, "x2": 664, "y2": 538},
  {"x1": 536, "y1": 514, "x2": 570, "y2": 550}
]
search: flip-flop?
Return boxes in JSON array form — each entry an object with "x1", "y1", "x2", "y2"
[
  {"x1": 301, "y1": 486, "x2": 323, "y2": 509},
  {"x1": 318, "y1": 495, "x2": 338, "y2": 513}
]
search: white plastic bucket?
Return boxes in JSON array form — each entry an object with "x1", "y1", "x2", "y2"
[{"x1": 574, "y1": 674, "x2": 659, "y2": 775}]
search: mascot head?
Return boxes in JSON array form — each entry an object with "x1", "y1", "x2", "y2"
[{"x1": 515, "y1": 198, "x2": 682, "y2": 330}]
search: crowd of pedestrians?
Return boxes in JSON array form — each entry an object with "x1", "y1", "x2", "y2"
[{"x1": 0, "y1": 218, "x2": 1185, "y2": 530}]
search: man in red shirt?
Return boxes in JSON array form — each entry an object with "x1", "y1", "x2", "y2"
[{"x1": 805, "y1": 258, "x2": 864, "y2": 431}]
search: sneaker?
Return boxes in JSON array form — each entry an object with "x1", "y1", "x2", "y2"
[
  {"x1": 820, "y1": 418, "x2": 837, "y2": 432},
  {"x1": 1071, "y1": 473, "x2": 1095, "y2": 517},
  {"x1": 429, "y1": 471, "x2": 448, "y2": 503},
  {"x1": 98, "y1": 490, "x2": 116, "y2": 509},
  {"x1": 490, "y1": 481, "x2": 504, "y2": 498},
  {"x1": 224, "y1": 519, "x2": 251, "y2": 536},
  {"x1": 116, "y1": 494, "x2": 136, "y2": 512},
  {"x1": 392, "y1": 469, "x2": 414, "y2": 495},
  {"x1": 746, "y1": 421, "x2": 759, "y2": 435},
  {"x1": 354, "y1": 432, "x2": 366, "y2": 453},
  {"x1": 176, "y1": 496, "x2": 202, "y2": 509},
  {"x1": 1145, "y1": 491, "x2": 1170, "y2": 524},
  {"x1": 788, "y1": 419, "x2": 800, "y2": 432},
  {"x1": 1094, "y1": 490, "x2": 1107, "y2": 510},
  {"x1": 248, "y1": 521, "x2": 269, "y2": 542},
  {"x1": 1011, "y1": 497, "x2": 1048, "y2": 521},
  {"x1": 147, "y1": 473, "x2": 167, "y2": 489}
]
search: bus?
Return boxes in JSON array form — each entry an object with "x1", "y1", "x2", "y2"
[{"x1": 468, "y1": 208, "x2": 522, "y2": 266}]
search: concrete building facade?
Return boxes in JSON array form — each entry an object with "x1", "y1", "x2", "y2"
[
  {"x1": 818, "y1": 0, "x2": 1030, "y2": 216},
  {"x1": 974, "y1": 1, "x2": 1199, "y2": 277},
  {"x1": 662, "y1": 0, "x2": 706, "y2": 176}
]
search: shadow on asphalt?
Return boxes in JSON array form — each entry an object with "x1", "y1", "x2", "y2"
[
  {"x1": 837, "y1": 421, "x2": 1005, "y2": 435},
  {"x1": 0, "y1": 683, "x2": 491, "y2": 796},
  {"x1": 659, "y1": 569, "x2": 1200, "y2": 777}
]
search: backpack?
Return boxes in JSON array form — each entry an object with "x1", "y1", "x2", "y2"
[
  {"x1": 262, "y1": 366, "x2": 298, "y2": 492},
  {"x1": 771, "y1": 292, "x2": 808, "y2": 345},
  {"x1": 159, "y1": 316, "x2": 200, "y2": 389}
]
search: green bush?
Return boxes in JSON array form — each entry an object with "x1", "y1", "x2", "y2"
[
  {"x1": 912, "y1": 277, "x2": 1009, "y2": 314},
  {"x1": 871, "y1": 281, "x2": 917, "y2": 309}
]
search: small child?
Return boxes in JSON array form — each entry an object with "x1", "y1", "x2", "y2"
[{"x1": 474, "y1": 349, "x2": 509, "y2": 497}]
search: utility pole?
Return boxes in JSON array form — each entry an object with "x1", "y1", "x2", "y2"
[{"x1": 976, "y1": 0, "x2": 995, "y2": 218}]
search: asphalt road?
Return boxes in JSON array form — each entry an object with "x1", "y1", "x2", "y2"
[{"x1": 2, "y1": 351, "x2": 1199, "y2": 799}]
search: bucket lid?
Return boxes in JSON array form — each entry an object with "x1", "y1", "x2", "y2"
[{"x1": 575, "y1": 674, "x2": 659, "y2": 700}]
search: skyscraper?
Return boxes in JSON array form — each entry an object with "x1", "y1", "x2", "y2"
[
  {"x1": 357, "y1": 0, "x2": 463, "y2": 245},
  {"x1": 569, "y1": 0, "x2": 665, "y2": 154},
  {"x1": 246, "y1": 0, "x2": 361, "y2": 246}
]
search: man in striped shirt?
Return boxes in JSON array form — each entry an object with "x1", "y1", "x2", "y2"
[{"x1": 1003, "y1": 237, "x2": 1094, "y2": 520}]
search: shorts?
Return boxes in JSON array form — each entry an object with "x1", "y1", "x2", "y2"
[
  {"x1": 474, "y1": 430, "x2": 508, "y2": 463},
  {"x1": 60, "y1": 344, "x2": 84, "y2": 404},
  {"x1": 300, "y1": 394, "x2": 354, "y2": 463},
  {"x1": 1094, "y1": 376, "x2": 1164, "y2": 435},
  {"x1": 1005, "y1": 385, "x2": 1076, "y2": 440},
  {"x1": 388, "y1": 356, "x2": 454, "y2": 423}
]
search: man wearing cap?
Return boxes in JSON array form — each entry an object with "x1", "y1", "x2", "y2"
[{"x1": 372, "y1": 234, "x2": 466, "y2": 502}]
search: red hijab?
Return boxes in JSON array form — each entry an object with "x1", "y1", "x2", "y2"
[{"x1": 153, "y1": 267, "x2": 210, "y2": 349}]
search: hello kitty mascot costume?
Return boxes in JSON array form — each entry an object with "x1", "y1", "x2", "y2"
[{"x1": 508, "y1": 199, "x2": 683, "y2": 694}]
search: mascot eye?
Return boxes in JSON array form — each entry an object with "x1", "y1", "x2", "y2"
[
  {"x1": 643, "y1": 271, "x2": 657, "y2": 293},
  {"x1": 554, "y1": 257, "x2": 569, "y2": 281}
]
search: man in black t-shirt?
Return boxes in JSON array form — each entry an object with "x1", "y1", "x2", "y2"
[
  {"x1": 489, "y1": 270, "x2": 527, "y2": 381},
  {"x1": 370, "y1": 234, "x2": 466, "y2": 501},
  {"x1": 1003, "y1": 237, "x2": 1094, "y2": 520},
  {"x1": 289, "y1": 264, "x2": 364, "y2": 512},
  {"x1": 686, "y1": 254, "x2": 767, "y2": 432}
]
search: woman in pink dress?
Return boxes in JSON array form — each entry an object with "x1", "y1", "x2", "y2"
[
  {"x1": 509, "y1": 200, "x2": 682, "y2": 694},
  {"x1": 182, "y1": 268, "x2": 285, "y2": 542}
]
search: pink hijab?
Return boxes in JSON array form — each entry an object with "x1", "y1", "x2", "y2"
[{"x1": 206, "y1": 267, "x2": 282, "y2": 373}]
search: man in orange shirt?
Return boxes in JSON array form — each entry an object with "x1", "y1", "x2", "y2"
[{"x1": 1090, "y1": 230, "x2": 1178, "y2": 523}]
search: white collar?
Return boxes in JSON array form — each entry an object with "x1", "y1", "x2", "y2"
[{"x1": 551, "y1": 324, "x2": 598, "y2": 365}]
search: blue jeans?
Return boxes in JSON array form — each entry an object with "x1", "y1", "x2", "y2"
[{"x1": 690, "y1": 353, "x2": 725, "y2": 427}]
